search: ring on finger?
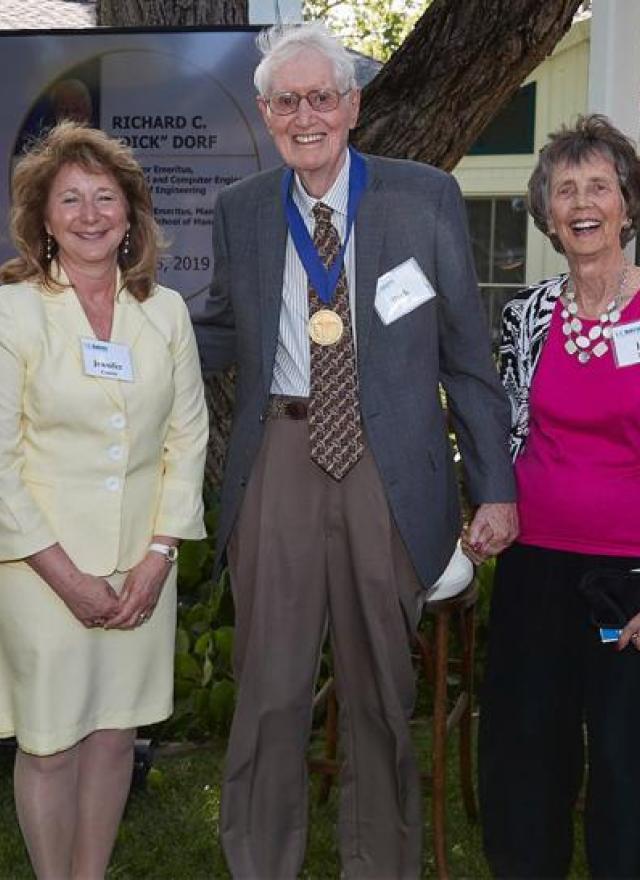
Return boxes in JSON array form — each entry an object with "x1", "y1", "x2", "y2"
[
  {"x1": 632, "y1": 632, "x2": 640, "y2": 641},
  {"x1": 137, "y1": 611, "x2": 149, "y2": 625}
]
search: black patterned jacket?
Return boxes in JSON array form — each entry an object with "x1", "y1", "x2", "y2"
[{"x1": 500, "y1": 273, "x2": 567, "y2": 461}]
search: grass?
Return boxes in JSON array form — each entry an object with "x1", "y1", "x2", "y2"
[{"x1": 0, "y1": 720, "x2": 589, "y2": 879}]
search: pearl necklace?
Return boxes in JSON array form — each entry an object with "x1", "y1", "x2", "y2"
[{"x1": 561, "y1": 264, "x2": 628, "y2": 364}]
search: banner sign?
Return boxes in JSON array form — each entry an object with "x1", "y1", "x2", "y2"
[{"x1": 0, "y1": 27, "x2": 281, "y2": 307}]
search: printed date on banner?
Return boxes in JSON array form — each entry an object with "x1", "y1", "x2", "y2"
[{"x1": 158, "y1": 255, "x2": 211, "y2": 273}]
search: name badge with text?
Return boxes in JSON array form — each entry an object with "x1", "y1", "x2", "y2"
[
  {"x1": 375, "y1": 258, "x2": 435, "y2": 326},
  {"x1": 81, "y1": 338, "x2": 134, "y2": 382},
  {"x1": 612, "y1": 319, "x2": 640, "y2": 368}
]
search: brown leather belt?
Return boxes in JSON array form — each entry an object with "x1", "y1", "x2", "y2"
[{"x1": 265, "y1": 395, "x2": 309, "y2": 420}]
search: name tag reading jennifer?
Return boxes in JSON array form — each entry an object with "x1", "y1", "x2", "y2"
[
  {"x1": 375, "y1": 258, "x2": 435, "y2": 326},
  {"x1": 612, "y1": 319, "x2": 640, "y2": 368},
  {"x1": 81, "y1": 338, "x2": 134, "y2": 381}
]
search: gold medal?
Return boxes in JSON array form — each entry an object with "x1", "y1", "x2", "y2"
[{"x1": 308, "y1": 309, "x2": 344, "y2": 346}]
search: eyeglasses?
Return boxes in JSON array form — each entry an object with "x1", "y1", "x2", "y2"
[{"x1": 264, "y1": 88, "x2": 351, "y2": 116}]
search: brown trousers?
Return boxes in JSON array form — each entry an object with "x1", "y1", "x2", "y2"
[{"x1": 222, "y1": 416, "x2": 424, "y2": 879}]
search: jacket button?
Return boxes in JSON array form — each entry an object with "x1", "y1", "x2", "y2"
[
  {"x1": 110, "y1": 413, "x2": 126, "y2": 429},
  {"x1": 105, "y1": 476, "x2": 121, "y2": 492}
]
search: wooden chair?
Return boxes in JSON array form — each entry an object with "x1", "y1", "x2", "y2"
[{"x1": 309, "y1": 579, "x2": 479, "y2": 880}]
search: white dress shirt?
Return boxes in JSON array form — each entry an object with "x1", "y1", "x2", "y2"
[{"x1": 270, "y1": 149, "x2": 357, "y2": 397}]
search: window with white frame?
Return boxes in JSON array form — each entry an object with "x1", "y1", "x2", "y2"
[{"x1": 464, "y1": 196, "x2": 528, "y2": 345}]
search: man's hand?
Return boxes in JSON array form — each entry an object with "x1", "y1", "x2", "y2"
[{"x1": 461, "y1": 502, "x2": 519, "y2": 565}]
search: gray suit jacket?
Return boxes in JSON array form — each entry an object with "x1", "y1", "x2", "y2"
[{"x1": 193, "y1": 153, "x2": 515, "y2": 588}]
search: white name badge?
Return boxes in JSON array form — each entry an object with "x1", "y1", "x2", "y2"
[
  {"x1": 375, "y1": 257, "x2": 435, "y2": 326},
  {"x1": 612, "y1": 319, "x2": 640, "y2": 368},
  {"x1": 81, "y1": 338, "x2": 134, "y2": 381}
]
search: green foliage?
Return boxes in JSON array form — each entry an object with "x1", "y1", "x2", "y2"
[
  {"x1": 303, "y1": 0, "x2": 429, "y2": 62},
  {"x1": 0, "y1": 729, "x2": 592, "y2": 879},
  {"x1": 474, "y1": 555, "x2": 496, "y2": 685},
  {"x1": 150, "y1": 497, "x2": 237, "y2": 742}
]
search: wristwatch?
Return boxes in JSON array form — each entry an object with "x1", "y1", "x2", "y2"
[{"x1": 149, "y1": 542, "x2": 179, "y2": 563}]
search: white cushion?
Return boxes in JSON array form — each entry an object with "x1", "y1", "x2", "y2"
[{"x1": 428, "y1": 540, "x2": 474, "y2": 600}]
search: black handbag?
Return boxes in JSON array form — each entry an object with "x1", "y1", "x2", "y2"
[{"x1": 578, "y1": 567, "x2": 640, "y2": 628}]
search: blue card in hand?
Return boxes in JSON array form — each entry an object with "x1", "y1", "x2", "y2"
[{"x1": 599, "y1": 627, "x2": 622, "y2": 643}]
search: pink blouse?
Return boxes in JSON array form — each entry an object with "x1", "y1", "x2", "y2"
[{"x1": 515, "y1": 290, "x2": 640, "y2": 556}]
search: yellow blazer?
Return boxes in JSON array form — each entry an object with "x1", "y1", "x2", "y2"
[{"x1": 0, "y1": 273, "x2": 208, "y2": 575}]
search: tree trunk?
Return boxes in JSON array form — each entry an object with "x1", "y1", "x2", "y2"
[
  {"x1": 353, "y1": 0, "x2": 583, "y2": 170},
  {"x1": 96, "y1": 0, "x2": 247, "y2": 26},
  {"x1": 97, "y1": 0, "x2": 583, "y2": 486}
]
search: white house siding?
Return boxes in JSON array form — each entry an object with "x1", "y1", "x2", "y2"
[{"x1": 453, "y1": 18, "x2": 590, "y2": 287}]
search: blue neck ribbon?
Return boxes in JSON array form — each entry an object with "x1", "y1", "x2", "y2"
[{"x1": 281, "y1": 146, "x2": 368, "y2": 305}]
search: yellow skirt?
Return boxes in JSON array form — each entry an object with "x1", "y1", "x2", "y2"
[{"x1": 0, "y1": 562, "x2": 176, "y2": 756}]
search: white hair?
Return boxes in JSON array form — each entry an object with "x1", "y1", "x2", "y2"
[{"x1": 254, "y1": 22, "x2": 356, "y2": 96}]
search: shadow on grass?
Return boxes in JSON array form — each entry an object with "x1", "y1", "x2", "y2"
[{"x1": 0, "y1": 721, "x2": 589, "y2": 879}]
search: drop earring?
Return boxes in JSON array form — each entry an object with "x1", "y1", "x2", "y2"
[
  {"x1": 46, "y1": 234, "x2": 54, "y2": 262},
  {"x1": 121, "y1": 229, "x2": 131, "y2": 256}
]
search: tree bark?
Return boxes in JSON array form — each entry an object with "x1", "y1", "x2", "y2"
[
  {"x1": 96, "y1": 0, "x2": 247, "y2": 27},
  {"x1": 353, "y1": 0, "x2": 583, "y2": 170}
]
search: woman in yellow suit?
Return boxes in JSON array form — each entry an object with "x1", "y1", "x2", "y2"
[{"x1": 0, "y1": 123, "x2": 208, "y2": 879}]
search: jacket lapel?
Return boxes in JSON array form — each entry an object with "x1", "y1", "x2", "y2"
[
  {"x1": 44, "y1": 283, "x2": 90, "y2": 353},
  {"x1": 258, "y1": 175, "x2": 288, "y2": 392},
  {"x1": 527, "y1": 273, "x2": 565, "y2": 375},
  {"x1": 354, "y1": 158, "x2": 385, "y2": 373},
  {"x1": 44, "y1": 286, "x2": 122, "y2": 408},
  {"x1": 111, "y1": 286, "x2": 148, "y2": 355},
  {"x1": 42, "y1": 267, "x2": 146, "y2": 408}
]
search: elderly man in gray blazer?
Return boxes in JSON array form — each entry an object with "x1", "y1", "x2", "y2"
[{"x1": 193, "y1": 21, "x2": 517, "y2": 880}]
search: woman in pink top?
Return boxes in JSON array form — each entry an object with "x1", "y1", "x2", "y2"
[{"x1": 477, "y1": 115, "x2": 640, "y2": 878}]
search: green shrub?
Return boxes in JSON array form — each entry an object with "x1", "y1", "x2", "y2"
[{"x1": 150, "y1": 497, "x2": 237, "y2": 742}]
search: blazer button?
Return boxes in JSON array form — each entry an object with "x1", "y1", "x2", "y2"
[
  {"x1": 108, "y1": 444, "x2": 124, "y2": 461},
  {"x1": 110, "y1": 413, "x2": 126, "y2": 429},
  {"x1": 105, "y1": 476, "x2": 121, "y2": 492},
  {"x1": 240, "y1": 477, "x2": 247, "y2": 487}
]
